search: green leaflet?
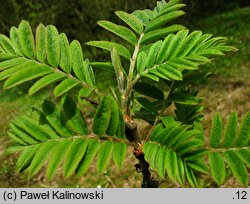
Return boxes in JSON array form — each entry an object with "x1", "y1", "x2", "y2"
[
  {"x1": 141, "y1": 24, "x2": 185, "y2": 44},
  {"x1": 137, "y1": 97, "x2": 158, "y2": 115},
  {"x1": 0, "y1": 57, "x2": 26, "y2": 71},
  {"x1": 0, "y1": 53, "x2": 17, "y2": 62},
  {"x1": 132, "y1": 10, "x2": 150, "y2": 26},
  {"x1": 155, "y1": 63, "x2": 182, "y2": 80},
  {"x1": 7, "y1": 132, "x2": 27, "y2": 145},
  {"x1": 145, "y1": 10, "x2": 185, "y2": 32},
  {"x1": 140, "y1": 72, "x2": 159, "y2": 82},
  {"x1": 46, "y1": 139, "x2": 71, "y2": 179},
  {"x1": 113, "y1": 142, "x2": 126, "y2": 168},
  {"x1": 97, "y1": 141, "x2": 114, "y2": 173},
  {"x1": 27, "y1": 141, "x2": 57, "y2": 176},
  {"x1": 70, "y1": 40, "x2": 86, "y2": 81},
  {"x1": 176, "y1": 139, "x2": 204, "y2": 156},
  {"x1": 170, "y1": 93, "x2": 198, "y2": 105},
  {"x1": 164, "y1": 30, "x2": 189, "y2": 60},
  {"x1": 165, "y1": 150, "x2": 179, "y2": 182},
  {"x1": 190, "y1": 34, "x2": 214, "y2": 53},
  {"x1": 76, "y1": 140, "x2": 100, "y2": 176},
  {"x1": 16, "y1": 145, "x2": 41, "y2": 172},
  {"x1": 10, "y1": 27, "x2": 23, "y2": 56},
  {"x1": 13, "y1": 116, "x2": 49, "y2": 142},
  {"x1": 143, "y1": 142, "x2": 154, "y2": 162},
  {"x1": 89, "y1": 62, "x2": 114, "y2": 72},
  {"x1": 169, "y1": 58, "x2": 198, "y2": 70},
  {"x1": 223, "y1": 112, "x2": 238, "y2": 147},
  {"x1": 200, "y1": 36, "x2": 227, "y2": 50},
  {"x1": 59, "y1": 33, "x2": 71, "y2": 73},
  {"x1": 224, "y1": 151, "x2": 248, "y2": 186},
  {"x1": 209, "y1": 113, "x2": 223, "y2": 148},
  {"x1": 61, "y1": 96, "x2": 88, "y2": 135},
  {"x1": 150, "y1": 123, "x2": 164, "y2": 141},
  {"x1": 78, "y1": 87, "x2": 94, "y2": 100},
  {"x1": 35, "y1": 23, "x2": 47, "y2": 63},
  {"x1": 115, "y1": 11, "x2": 144, "y2": 34},
  {"x1": 93, "y1": 95, "x2": 112, "y2": 136},
  {"x1": 156, "y1": 34, "x2": 174, "y2": 63},
  {"x1": 111, "y1": 47, "x2": 124, "y2": 92},
  {"x1": 29, "y1": 72, "x2": 66, "y2": 95},
  {"x1": 155, "y1": 3, "x2": 186, "y2": 18},
  {"x1": 86, "y1": 41, "x2": 131, "y2": 60},
  {"x1": 106, "y1": 97, "x2": 119, "y2": 136},
  {"x1": 98, "y1": 20, "x2": 137, "y2": 45},
  {"x1": 149, "y1": 144, "x2": 160, "y2": 170},
  {"x1": 3, "y1": 64, "x2": 53, "y2": 89},
  {"x1": 133, "y1": 82, "x2": 164, "y2": 100},
  {"x1": 42, "y1": 100, "x2": 72, "y2": 137},
  {"x1": 0, "y1": 34, "x2": 16, "y2": 54},
  {"x1": 156, "y1": 123, "x2": 181, "y2": 144},
  {"x1": 177, "y1": 157, "x2": 185, "y2": 186},
  {"x1": 166, "y1": 125, "x2": 189, "y2": 148},
  {"x1": 116, "y1": 110, "x2": 125, "y2": 139},
  {"x1": 176, "y1": 31, "x2": 203, "y2": 57},
  {"x1": 149, "y1": 69, "x2": 170, "y2": 80},
  {"x1": 187, "y1": 160, "x2": 209, "y2": 174},
  {"x1": 0, "y1": 61, "x2": 37, "y2": 81},
  {"x1": 54, "y1": 78, "x2": 81, "y2": 97},
  {"x1": 234, "y1": 112, "x2": 250, "y2": 147},
  {"x1": 184, "y1": 149, "x2": 208, "y2": 161},
  {"x1": 208, "y1": 152, "x2": 225, "y2": 185},
  {"x1": 155, "y1": 147, "x2": 166, "y2": 179},
  {"x1": 83, "y1": 59, "x2": 95, "y2": 87},
  {"x1": 136, "y1": 52, "x2": 147, "y2": 74},
  {"x1": 237, "y1": 149, "x2": 250, "y2": 168},
  {"x1": 9, "y1": 123, "x2": 38, "y2": 145},
  {"x1": 46, "y1": 25, "x2": 60, "y2": 67},
  {"x1": 18, "y1": 20, "x2": 35, "y2": 59},
  {"x1": 184, "y1": 162, "x2": 198, "y2": 187},
  {"x1": 145, "y1": 40, "x2": 162, "y2": 68},
  {"x1": 64, "y1": 138, "x2": 88, "y2": 177}
]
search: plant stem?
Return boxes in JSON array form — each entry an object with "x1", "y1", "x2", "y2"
[
  {"x1": 122, "y1": 34, "x2": 144, "y2": 116},
  {"x1": 124, "y1": 117, "x2": 159, "y2": 188}
]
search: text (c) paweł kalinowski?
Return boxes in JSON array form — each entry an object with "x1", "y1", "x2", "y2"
[{"x1": 20, "y1": 190, "x2": 104, "y2": 200}]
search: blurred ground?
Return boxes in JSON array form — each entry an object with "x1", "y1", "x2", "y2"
[{"x1": 0, "y1": 6, "x2": 249, "y2": 188}]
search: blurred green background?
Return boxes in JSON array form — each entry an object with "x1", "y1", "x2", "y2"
[{"x1": 0, "y1": 0, "x2": 249, "y2": 187}]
